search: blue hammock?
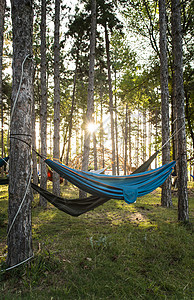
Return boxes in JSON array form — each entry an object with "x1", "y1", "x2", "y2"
[
  {"x1": 0, "y1": 156, "x2": 9, "y2": 168},
  {"x1": 45, "y1": 159, "x2": 176, "y2": 204}
]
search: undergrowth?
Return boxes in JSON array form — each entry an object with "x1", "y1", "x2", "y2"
[{"x1": 0, "y1": 183, "x2": 193, "y2": 299}]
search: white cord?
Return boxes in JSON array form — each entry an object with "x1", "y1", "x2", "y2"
[
  {"x1": 158, "y1": 124, "x2": 185, "y2": 152},
  {"x1": 0, "y1": 54, "x2": 34, "y2": 272},
  {"x1": 10, "y1": 54, "x2": 30, "y2": 125},
  {"x1": 1, "y1": 254, "x2": 34, "y2": 272},
  {"x1": 7, "y1": 168, "x2": 32, "y2": 237}
]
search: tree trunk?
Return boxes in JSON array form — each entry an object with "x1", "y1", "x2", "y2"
[
  {"x1": 136, "y1": 109, "x2": 140, "y2": 168},
  {"x1": 66, "y1": 56, "x2": 78, "y2": 166},
  {"x1": 155, "y1": 108, "x2": 158, "y2": 169},
  {"x1": 128, "y1": 110, "x2": 132, "y2": 172},
  {"x1": 104, "y1": 23, "x2": 116, "y2": 175},
  {"x1": 82, "y1": 0, "x2": 96, "y2": 171},
  {"x1": 171, "y1": 0, "x2": 189, "y2": 222},
  {"x1": 7, "y1": 0, "x2": 33, "y2": 267},
  {"x1": 124, "y1": 104, "x2": 128, "y2": 175},
  {"x1": 32, "y1": 68, "x2": 38, "y2": 186},
  {"x1": 39, "y1": 0, "x2": 47, "y2": 207},
  {"x1": 143, "y1": 111, "x2": 146, "y2": 162},
  {"x1": 53, "y1": 0, "x2": 61, "y2": 196},
  {"x1": 100, "y1": 92, "x2": 105, "y2": 169},
  {"x1": 93, "y1": 131, "x2": 97, "y2": 170},
  {"x1": 0, "y1": 0, "x2": 5, "y2": 158},
  {"x1": 148, "y1": 112, "x2": 152, "y2": 158},
  {"x1": 114, "y1": 72, "x2": 119, "y2": 175},
  {"x1": 80, "y1": 0, "x2": 96, "y2": 197},
  {"x1": 159, "y1": 0, "x2": 172, "y2": 207},
  {"x1": 171, "y1": 68, "x2": 177, "y2": 172}
]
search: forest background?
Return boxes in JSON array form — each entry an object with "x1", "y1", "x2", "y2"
[
  {"x1": 0, "y1": 0, "x2": 194, "y2": 297},
  {"x1": 1, "y1": 0, "x2": 193, "y2": 180}
]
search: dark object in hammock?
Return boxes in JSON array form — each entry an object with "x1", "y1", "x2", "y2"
[
  {"x1": 31, "y1": 183, "x2": 110, "y2": 217},
  {"x1": 0, "y1": 156, "x2": 9, "y2": 168},
  {"x1": 0, "y1": 178, "x2": 9, "y2": 185},
  {"x1": 47, "y1": 169, "x2": 63, "y2": 184}
]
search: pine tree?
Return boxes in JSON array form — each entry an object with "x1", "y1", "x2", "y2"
[
  {"x1": 53, "y1": 0, "x2": 61, "y2": 196},
  {"x1": 171, "y1": 0, "x2": 189, "y2": 221},
  {"x1": 0, "y1": 0, "x2": 5, "y2": 158},
  {"x1": 159, "y1": 0, "x2": 172, "y2": 207},
  {"x1": 39, "y1": 0, "x2": 47, "y2": 206},
  {"x1": 7, "y1": 0, "x2": 33, "y2": 267}
]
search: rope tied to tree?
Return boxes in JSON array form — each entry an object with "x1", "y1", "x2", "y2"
[{"x1": 1, "y1": 55, "x2": 35, "y2": 272}]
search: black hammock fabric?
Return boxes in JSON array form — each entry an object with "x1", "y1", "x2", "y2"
[
  {"x1": 0, "y1": 178, "x2": 110, "y2": 216},
  {"x1": 0, "y1": 178, "x2": 9, "y2": 185},
  {"x1": 31, "y1": 183, "x2": 110, "y2": 217},
  {"x1": 131, "y1": 151, "x2": 159, "y2": 174}
]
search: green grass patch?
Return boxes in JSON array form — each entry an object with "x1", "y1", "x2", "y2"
[{"x1": 0, "y1": 183, "x2": 194, "y2": 299}]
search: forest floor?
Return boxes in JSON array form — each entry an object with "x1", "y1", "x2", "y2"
[{"x1": 0, "y1": 182, "x2": 193, "y2": 300}]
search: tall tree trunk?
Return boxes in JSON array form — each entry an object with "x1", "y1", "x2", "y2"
[
  {"x1": 171, "y1": 0, "x2": 189, "y2": 222},
  {"x1": 136, "y1": 109, "x2": 140, "y2": 168},
  {"x1": 93, "y1": 131, "x2": 97, "y2": 170},
  {"x1": 66, "y1": 56, "x2": 78, "y2": 165},
  {"x1": 159, "y1": 0, "x2": 172, "y2": 207},
  {"x1": 143, "y1": 111, "x2": 146, "y2": 162},
  {"x1": 155, "y1": 108, "x2": 158, "y2": 169},
  {"x1": 100, "y1": 92, "x2": 104, "y2": 169},
  {"x1": 80, "y1": 0, "x2": 96, "y2": 197},
  {"x1": 114, "y1": 71, "x2": 119, "y2": 175},
  {"x1": 104, "y1": 23, "x2": 116, "y2": 175},
  {"x1": 39, "y1": 0, "x2": 47, "y2": 207},
  {"x1": 53, "y1": 0, "x2": 61, "y2": 196},
  {"x1": 171, "y1": 68, "x2": 177, "y2": 170},
  {"x1": 128, "y1": 110, "x2": 132, "y2": 172},
  {"x1": 124, "y1": 104, "x2": 128, "y2": 175},
  {"x1": 7, "y1": 0, "x2": 33, "y2": 267},
  {"x1": 0, "y1": 0, "x2": 5, "y2": 158},
  {"x1": 32, "y1": 68, "x2": 38, "y2": 186}
]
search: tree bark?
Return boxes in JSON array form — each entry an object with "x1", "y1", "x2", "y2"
[
  {"x1": 53, "y1": 0, "x2": 61, "y2": 196},
  {"x1": 0, "y1": 0, "x2": 5, "y2": 158},
  {"x1": 143, "y1": 111, "x2": 146, "y2": 162},
  {"x1": 124, "y1": 104, "x2": 128, "y2": 175},
  {"x1": 80, "y1": 0, "x2": 96, "y2": 197},
  {"x1": 104, "y1": 23, "x2": 116, "y2": 175},
  {"x1": 39, "y1": 0, "x2": 47, "y2": 206},
  {"x1": 32, "y1": 68, "x2": 38, "y2": 186},
  {"x1": 7, "y1": 0, "x2": 33, "y2": 267},
  {"x1": 82, "y1": 0, "x2": 96, "y2": 171},
  {"x1": 114, "y1": 72, "x2": 119, "y2": 175},
  {"x1": 128, "y1": 110, "x2": 132, "y2": 172},
  {"x1": 171, "y1": 0, "x2": 189, "y2": 222},
  {"x1": 93, "y1": 131, "x2": 97, "y2": 170},
  {"x1": 100, "y1": 91, "x2": 105, "y2": 169},
  {"x1": 66, "y1": 56, "x2": 78, "y2": 166},
  {"x1": 159, "y1": 0, "x2": 172, "y2": 207}
]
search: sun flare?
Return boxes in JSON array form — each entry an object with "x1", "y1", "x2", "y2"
[{"x1": 87, "y1": 122, "x2": 98, "y2": 134}]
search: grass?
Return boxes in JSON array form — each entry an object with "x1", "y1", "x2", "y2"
[{"x1": 0, "y1": 182, "x2": 194, "y2": 300}]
